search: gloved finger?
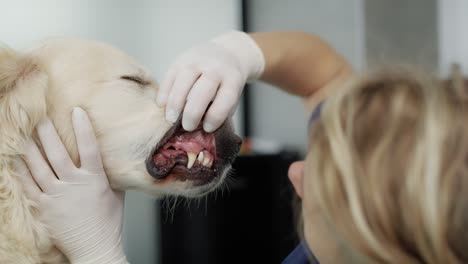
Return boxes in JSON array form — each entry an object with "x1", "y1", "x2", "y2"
[
  {"x1": 16, "y1": 158, "x2": 42, "y2": 200},
  {"x1": 71, "y1": 107, "x2": 103, "y2": 173},
  {"x1": 165, "y1": 68, "x2": 201, "y2": 123},
  {"x1": 203, "y1": 78, "x2": 242, "y2": 132},
  {"x1": 157, "y1": 67, "x2": 177, "y2": 106},
  {"x1": 182, "y1": 75, "x2": 220, "y2": 131},
  {"x1": 24, "y1": 139, "x2": 59, "y2": 193},
  {"x1": 203, "y1": 78, "x2": 243, "y2": 132},
  {"x1": 36, "y1": 118, "x2": 76, "y2": 179}
]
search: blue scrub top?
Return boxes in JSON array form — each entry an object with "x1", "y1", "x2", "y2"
[
  {"x1": 282, "y1": 240, "x2": 319, "y2": 264},
  {"x1": 308, "y1": 101, "x2": 324, "y2": 130}
]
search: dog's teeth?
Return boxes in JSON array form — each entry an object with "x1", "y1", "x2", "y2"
[
  {"x1": 197, "y1": 151, "x2": 204, "y2": 163},
  {"x1": 208, "y1": 159, "x2": 213, "y2": 168},
  {"x1": 187, "y1": 152, "x2": 197, "y2": 169},
  {"x1": 202, "y1": 156, "x2": 210, "y2": 167}
]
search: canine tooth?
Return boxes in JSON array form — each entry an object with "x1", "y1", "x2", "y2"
[
  {"x1": 202, "y1": 156, "x2": 210, "y2": 166},
  {"x1": 197, "y1": 151, "x2": 204, "y2": 163},
  {"x1": 208, "y1": 159, "x2": 213, "y2": 168},
  {"x1": 187, "y1": 152, "x2": 197, "y2": 169}
]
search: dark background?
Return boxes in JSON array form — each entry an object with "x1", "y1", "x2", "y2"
[{"x1": 159, "y1": 152, "x2": 301, "y2": 264}]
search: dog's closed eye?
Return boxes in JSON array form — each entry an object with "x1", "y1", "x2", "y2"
[{"x1": 121, "y1": 75, "x2": 150, "y2": 86}]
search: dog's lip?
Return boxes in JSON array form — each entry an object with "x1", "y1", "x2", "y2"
[
  {"x1": 145, "y1": 117, "x2": 183, "y2": 179},
  {"x1": 150, "y1": 165, "x2": 220, "y2": 187},
  {"x1": 154, "y1": 117, "x2": 184, "y2": 154}
]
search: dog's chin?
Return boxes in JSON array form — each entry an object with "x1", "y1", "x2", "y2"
[
  {"x1": 144, "y1": 119, "x2": 241, "y2": 197},
  {"x1": 168, "y1": 165, "x2": 231, "y2": 198},
  {"x1": 129, "y1": 165, "x2": 230, "y2": 198}
]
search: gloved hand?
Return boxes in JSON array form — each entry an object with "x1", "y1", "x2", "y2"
[
  {"x1": 157, "y1": 30, "x2": 265, "y2": 132},
  {"x1": 19, "y1": 107, "x2": 128, "y2": 264}
]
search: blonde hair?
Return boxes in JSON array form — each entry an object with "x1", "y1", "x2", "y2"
[{"x1": 304, "y1": 66, "x2": 468, "y2": 263}]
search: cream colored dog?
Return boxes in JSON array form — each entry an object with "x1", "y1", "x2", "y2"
[{"x1": 0, "y1": 38, "x2": 241, "y2": 263}]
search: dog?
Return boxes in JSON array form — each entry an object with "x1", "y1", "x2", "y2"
[{"x1": 0, "y1": 38, "x2": 241, "y2": 263}]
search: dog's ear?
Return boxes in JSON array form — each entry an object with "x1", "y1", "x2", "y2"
[
  {"x1": 0, "y1": 49, "x2": 37, "y2": 96},
  {"x1": 0, "y1": 48, "x2": 48, "y2": 152}
]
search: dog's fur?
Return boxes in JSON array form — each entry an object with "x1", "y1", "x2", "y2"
[{"x1": 0, "y1": 38, "x2": 237, "y2": 263}]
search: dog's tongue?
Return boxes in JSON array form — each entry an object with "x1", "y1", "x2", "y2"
[{"x1": 152, "y1": 130, "x2": 216, "y2": 178}]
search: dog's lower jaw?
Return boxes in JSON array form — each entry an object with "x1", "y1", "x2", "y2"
[{"x1": 175, "y1": 165, "x2": 232, "y2": 198}]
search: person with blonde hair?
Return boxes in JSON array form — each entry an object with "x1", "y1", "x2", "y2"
[
  {"x1": 23, "y1": 31, "x2": 467, "y2": 263},
  {"x1": 297, "y1": 67, "x2": 468, "y2": 263}
]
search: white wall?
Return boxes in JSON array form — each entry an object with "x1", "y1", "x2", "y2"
[
  {"x1": 247, "y1": 0, "x2": 365, "y2": 154},
  {"x1": 0, "y1": 1, "x2": 241, "y2": 263},
  {"x1": 438, "y1": 0, "x2": 468, "y2": 76},
  {"x1": 365, "y1": 0, "x2": 438, "y2": 72}
]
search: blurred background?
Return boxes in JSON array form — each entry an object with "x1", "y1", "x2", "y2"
[{"x1": 1, "y1": 0, "x2": 467, "y2": 263}]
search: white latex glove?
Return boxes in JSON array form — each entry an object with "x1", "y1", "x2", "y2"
[
  {"x1": 157, "y1": 30, "x2": 265, "y2": 132},
  {"x1": 20, "y1": 107, "x2": 128, "y2": 264}
]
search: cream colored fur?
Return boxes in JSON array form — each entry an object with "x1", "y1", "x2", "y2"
[{"x1": 0, "y1": 38, "x2": 226, "y2": 263}]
